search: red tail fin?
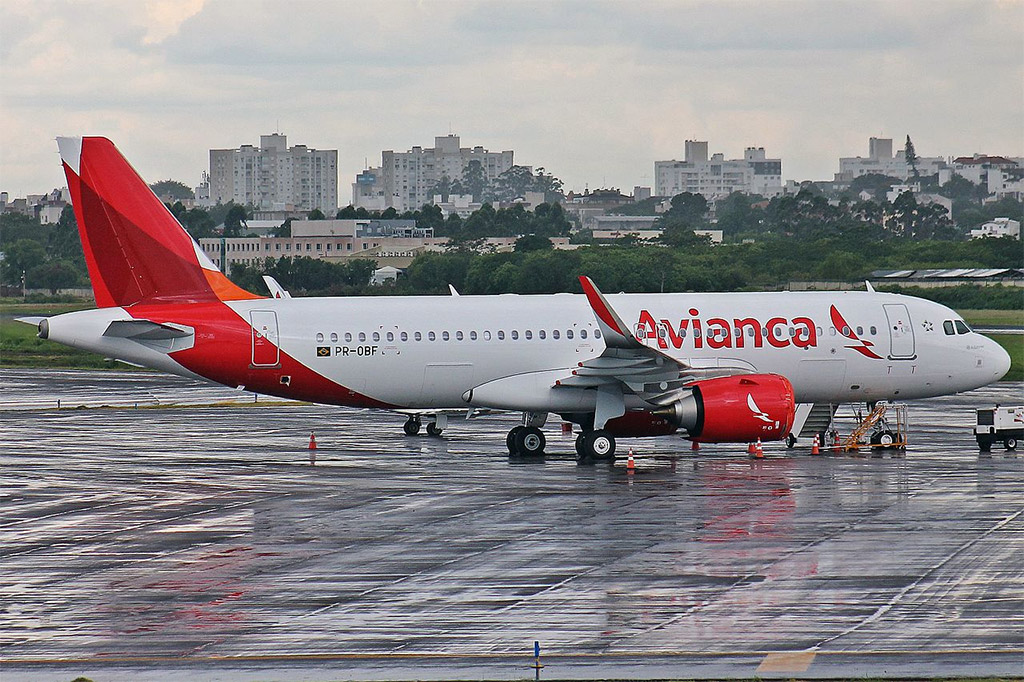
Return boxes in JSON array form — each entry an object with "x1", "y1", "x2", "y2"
[{"x1": 57, "y1": 136, "x2": 261, "y2": 307}]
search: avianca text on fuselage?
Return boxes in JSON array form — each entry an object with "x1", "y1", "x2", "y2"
[{"x1": 636, "y1": 308, "x2": 818, "y2": 351}]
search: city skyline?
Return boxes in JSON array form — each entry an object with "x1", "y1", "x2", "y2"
[{"x1": 2, "y1": 1, "x2": 1021, "y2": 197}]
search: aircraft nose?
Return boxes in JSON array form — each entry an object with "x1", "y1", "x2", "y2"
[{"x1": 990, "y1": 339, "x2": 1011, "y2": 380}]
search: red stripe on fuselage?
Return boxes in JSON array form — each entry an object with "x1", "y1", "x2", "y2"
[{"x1": 129, "y1": 302, "x2": 394, "y2": 409}]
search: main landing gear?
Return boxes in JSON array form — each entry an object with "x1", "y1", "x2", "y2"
[
  {"x1": 506, "y1": 425, "x2": 546, "y2": 456},
  {"x1": 507, "y1": 412, "x2": 549, "y2": 457},
  {"x1": 574, "y1": 429, "x2": 616, "y2": 463}
]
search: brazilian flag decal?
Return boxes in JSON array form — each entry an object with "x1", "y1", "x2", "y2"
[{"x1": 316, "y1": 346, "x2": 331, "y2": 357}]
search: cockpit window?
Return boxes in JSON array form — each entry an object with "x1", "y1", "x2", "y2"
[
  {"x1": 954, "y1": 320, "x2": 971, "y2": 335},
  {"x1": 943, "y1": 320, "x2": 955, "y2": 335}
]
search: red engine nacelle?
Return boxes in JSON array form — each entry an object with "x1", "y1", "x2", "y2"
[{"x1": 655, "y1": 374, "x2": 796, "y2": 443}]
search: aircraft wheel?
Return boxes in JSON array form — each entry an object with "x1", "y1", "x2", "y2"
[
  {"x1": 577, "y1": 430, "x2": 615, "y2": 462},
  {"x1": 426, "y1": 422, "x2": 443, "y2": 437},
  {"x1": 786, "y1": 434, "x2": 796, "y2": 449},
  {"x1": 877, "y1": 430, "x2": 896, "y2": 447},
  {"x1": 403, "y1": 417, "x2": 421, "y2": 437},
  {"x1": 514, "y1": 426, "x2": 545, "y2": 456},
  {"x1": 1005, "y1": 437, "x2": 1018, "y2": 451},
  {"x1": 507, "y1": 426, "x2": 525, "y2": 455},
  {"x1": 574, "y1": 433, "x2": 590, "y2": 462}
]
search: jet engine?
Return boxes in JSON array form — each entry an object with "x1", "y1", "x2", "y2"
[{"x1": 654, "y1": 374, "x2": 795, "y2": 443}]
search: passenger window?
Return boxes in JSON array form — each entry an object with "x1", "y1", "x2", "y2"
[
  {"x1": 856, "y1": 326, "x2": 863, "y2": 336},
  {"x1": 955, "y1": 320, "x2": 971, "y2": 334},
  {"x1": 842, "y1": 326, "x2": 850, "y2": 336},
  {"x1": 525, "y1": 330, "x2": 533, "y2": 340},
  {"x1": 552, "y1": 330, "x2": 560, "y2": 339},
  {"x1": 497, "y1": 330, "x2": 505, "y2": 340},
  {"x1": 789, "y1": 327, "x2": 796, "y2": 337},
  {"x1": 372, "y1": 332, "x2": 381, "y2": 342},
  {"x1": 538, "y1": 330, "x2": 546, "y2": 340},
  {"x1": 414, "y1": 331, "x2": 422, "y2": 341},
  {"x1": 470, "y1": 331, "x2": 478, "y2": 341},
  {"x1": 594, "y1": 329, "x2": 601, "y2": 339},
  {"x1": 400, "y1": 331, "x2": 408, "y2": 341},
  {"x1": 386, "y1": 331, "x2": 394, "y2": 342},
  {"x1": 943, "y1": 320, "x2": 955, "y2": 335},
  {"x1": 330, "y1": 332, "x2": 338, "y2": 342},
  {"x1": 428, "y1": 331, "x2": 436, "y2": 341},
  {"x1": 567, "y1": 329, "x2": 574, "y2": 339},
  {"x1": 316, "y1": 332, "x2": 324, "y2": 343},
  {"x1": 869, "y1": 326, "x2": 876, "y2": 335},
  {"x1": 456, "y1": 331, "x2": 464, "y2": 340},
  {"x1": 483, "y1": 330, "x2": 491, "y2": 341},
  {"x1": 345, "y1": 332, "x2": 353, "y2": 342},
  {"x1": 511, "y1": 330, "x2": 519, "y2": 340},
  {"x1": 442, "y1": 331, "x2": 450, "y2": 341},
  {"x1": 580, "y1": 329, "x2": 587, "y2": 339},
  {"x1": 358, "y1": 332, "x2": 366, "y2": 342},
  {"x1": 829, "y1": 327, "x2": 836, "y2": 336}
]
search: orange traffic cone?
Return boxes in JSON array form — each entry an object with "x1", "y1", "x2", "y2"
[
  {"x1": 309, "y1": 432, "x2": 317, "y2": 450},
  {"x1": 626, "y1": 449, "x2": 636, "y2": 472},
  {"x1": 691, "y1": 440, "x2": 700, "y2": 451},
  {"x1": 754, "y1": 438, "x2": 764, "y2": 459},
  {"x1": 561, "y1": 422, "x2": 573, "y2": 434},
  {"x1": 811, "y1": 433, "x2": 820, "y2": 455},
  {"x1": 747, "y1": 441, "x2": 757, "y2": 455}
]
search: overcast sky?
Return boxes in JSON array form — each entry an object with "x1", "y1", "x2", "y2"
[{"x1": 2, "y1": 0, "x2": 1022, "y2": 198}]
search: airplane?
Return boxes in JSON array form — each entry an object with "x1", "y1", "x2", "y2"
[{"x1": 18, "y1": 137, "x2": 1012, "y2": 461}]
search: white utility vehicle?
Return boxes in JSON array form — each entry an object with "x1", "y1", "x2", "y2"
[{"x1": 975, "y1": 405, "x2": 1023, "y2": 451}]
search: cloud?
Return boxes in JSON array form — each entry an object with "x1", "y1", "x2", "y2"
[{"x1": 1, "y1": 0, "x2": 1021, "y2": 197}]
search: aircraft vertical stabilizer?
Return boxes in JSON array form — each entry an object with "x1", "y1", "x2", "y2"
[{"x1": 57, "y1": 136, "x2": 261, "y2": 307}]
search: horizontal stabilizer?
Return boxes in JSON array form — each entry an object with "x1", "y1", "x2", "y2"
[
  {"x1": 15, "y1": 316, "x2": 46, "y2": 327},
  {"x1": 103, "y1": 319, "x2": 193, "y2": 340}
]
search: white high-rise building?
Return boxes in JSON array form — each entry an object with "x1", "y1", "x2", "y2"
[
  {"x1": 654, "y1": 141, "x2": 783, "y2": 199},
  {"x1": 208, "y1": 134, "x2": 338, "y2": 213},
  {"x1": 836, "y1": 137, "x2": 946, "y2": 182},
  {"x1": 356, "y1": 135, "x2": 514, "y2": 211}
]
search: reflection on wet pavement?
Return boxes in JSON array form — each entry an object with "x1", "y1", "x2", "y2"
[{"x1": 0, "y1": 370, "x2": 1021, "y2": 680}]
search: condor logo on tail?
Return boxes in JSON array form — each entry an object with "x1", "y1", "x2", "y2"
[{"x1": 829, "y1": 305, "x2": 883, "y2": 360}]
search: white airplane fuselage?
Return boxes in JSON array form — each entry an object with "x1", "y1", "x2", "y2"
[{"x1": 43, "y1": 289, "x2": 1009, "y2": 410}]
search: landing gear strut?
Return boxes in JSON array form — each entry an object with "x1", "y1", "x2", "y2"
[{"x1": 575, "y1": 430, "x2": 616, "y2": 463}]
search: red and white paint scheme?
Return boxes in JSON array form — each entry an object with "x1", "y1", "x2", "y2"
[{"x1": 21, "y1": 137, "x2": 1012, "y2": 460}]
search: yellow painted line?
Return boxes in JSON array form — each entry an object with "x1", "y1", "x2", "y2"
[
  {"x1": 757, "y1": 651, "x2": 816, "y2": 673},
  {"x1": 4, "y1": 648, "x2": 1022, "y2": 666}
]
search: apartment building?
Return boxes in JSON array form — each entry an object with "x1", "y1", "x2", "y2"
[
  {"x1": 655, "y1": 140, "x2": 783, "y2": 200},
  {"x1": 354, "y1": 135, "x2": 514, "y2": 211},
  {"x1": 836, "y1": 137, "x2": 946, "y2": 182},
  {"x1": 207, "y1": 134, "x2": 338, "y2": 214}
]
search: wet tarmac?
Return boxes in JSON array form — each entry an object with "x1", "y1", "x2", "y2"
[{"x1": 1, "y1": 369, "x2": 1022, "y2": 680}]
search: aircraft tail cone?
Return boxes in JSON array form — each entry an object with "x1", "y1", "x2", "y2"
[
  {"x1": 811, "y1": 433, "x2": 820, "y2": 456},
  {"x1": 754, "y1": 438, "x2": 764, "y2": 459}
]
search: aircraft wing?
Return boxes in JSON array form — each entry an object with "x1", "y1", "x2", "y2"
[{"x1": 563, "y1": 277, "x2": 747, "y2": 410}]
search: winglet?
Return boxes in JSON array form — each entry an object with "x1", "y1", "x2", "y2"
[
  {"x1": 579, "y1": 276, "x2": 643, "y2": 349},
  {"x1": 448, "y1": 284, "x2": 460, "y2": 297}
]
